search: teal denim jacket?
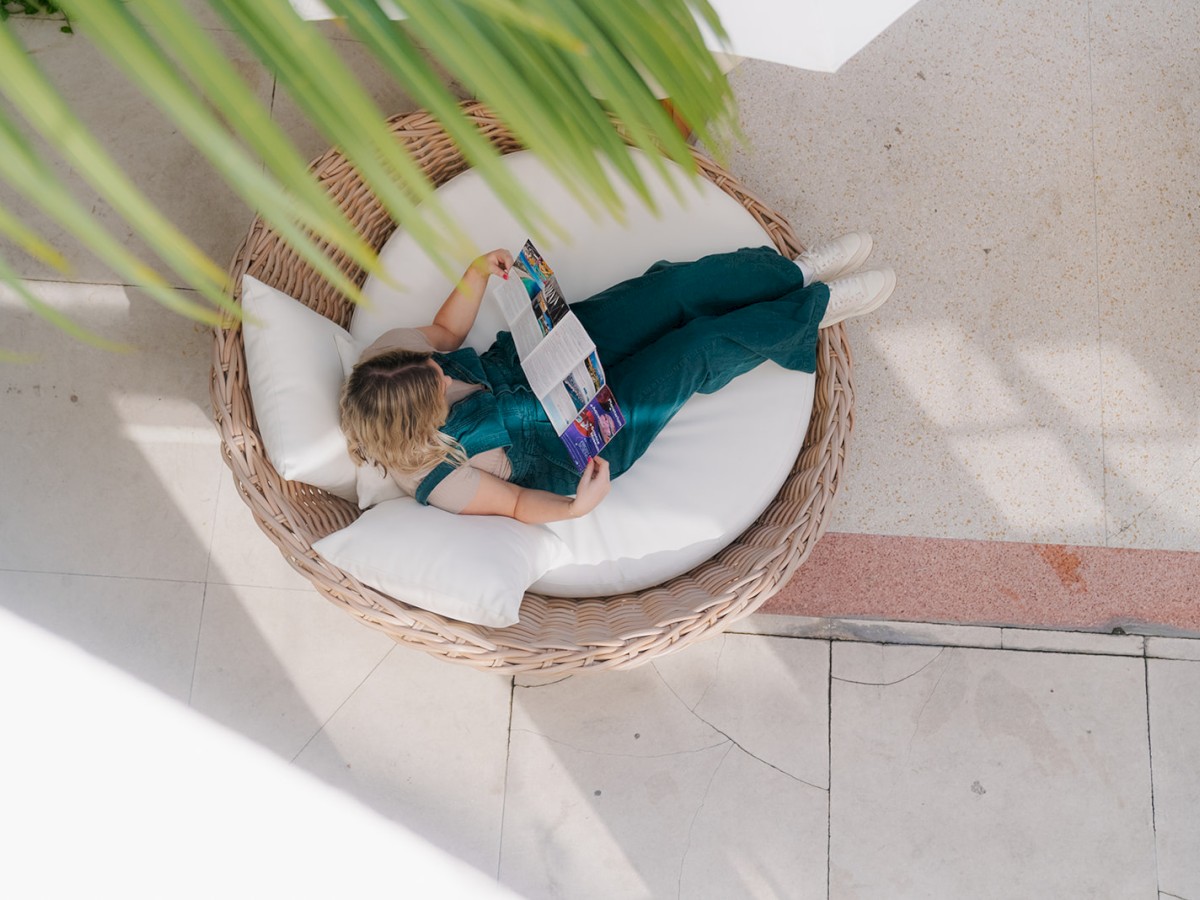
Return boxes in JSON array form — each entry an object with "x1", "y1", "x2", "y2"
[{"x1": 413, "y1": 347, "x2": 511, "y2": 505}]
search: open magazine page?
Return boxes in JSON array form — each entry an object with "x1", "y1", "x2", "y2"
[
  {"x1": 507, "y1": 306, "x2": 549, "y2": 361},
  {"x1": 536, "y1": 351, "x2": 605, "y2": 430},
  {"x1": 494, "y1": 243, "x2": 570, "y2": 351},
  {"x1": 519, "y1": 313, "x2": 596, "y2": 398},
  {"x1": 491, "y1": 240, "x2": 625, "y2": 471},
  {"x1": 557, "y1": 384, "x2": 627, "y2": 472}
]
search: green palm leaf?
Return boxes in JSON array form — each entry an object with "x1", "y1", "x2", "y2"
[
  {"x1": 0, "y1": 19, "x2": 237, "y2": 320},
  {"x1": 0, "y1": 114, "x2": 229, "y2": 325},
  {"x1": 207, "y1": 0, "x2": 476, "y2": 270},
  {"x1": 0, "y1": 200, "x2": 69, "y2": 273},
  {"x1": 0, "y1": 0, "x2": 736, "y2": 345},
  {"x1": 322, "y1": 0, "x2": 565, "y2": 244},
  {"x1": 64, "y1": 0, "x2": 376, "y2": 304}
]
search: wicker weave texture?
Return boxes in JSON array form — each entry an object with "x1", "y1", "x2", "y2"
[{"x1": 210, "y1": 102, "x2": 854, "y2": 674}]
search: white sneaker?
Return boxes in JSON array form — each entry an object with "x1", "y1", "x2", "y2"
[
  {"x1": 795, "y1": 232, "x2": 873, "y2": 285},
  {"x1": 821, "y1": 268, "x2": 896, "y2": 327}
]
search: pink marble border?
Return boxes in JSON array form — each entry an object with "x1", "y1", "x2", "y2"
[{"x1": 764, "y1": 532, "x2": 1200, "y2": 634}]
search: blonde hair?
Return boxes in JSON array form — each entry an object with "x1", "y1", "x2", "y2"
[{"x1": 339, "y1": 348, "x2": 467, "y2": 476}]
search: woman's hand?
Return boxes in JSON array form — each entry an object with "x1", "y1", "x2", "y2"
[
  {"x1": 426, "y1": 248, "x2": 516, "y2": 351},
  {"x1": 568, "y1": 457, "x2": 610, "y2": 518},
  {"x1": 472, "y1": 248, "x2": 515, "y2": 280}
]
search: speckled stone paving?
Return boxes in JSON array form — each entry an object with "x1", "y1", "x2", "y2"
[{"x1": 726, "y1": 0, "x2": 1200, "y2": 636}]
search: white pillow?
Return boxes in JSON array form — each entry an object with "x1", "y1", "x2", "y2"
[
  {"x1": 353, "y1": 460, "x2": 406, "y2": 509},
  {"x1": 312, "y1": 498, "x2": 571, "y2": 627},
  {"x1": 241, "y1": 275, "x2": 357, "y2": 501}
]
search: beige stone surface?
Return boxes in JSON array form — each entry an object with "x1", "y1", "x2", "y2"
[
  {"x1": 725, "y1": 0, "x2": 1106, "y2": 548},
  {"x1": 501, "y1": 635, "x2": 830, "y2": 899},
  {"x1": 830, "y1": 643, "x2": 1156, "y2": 897},
  {"x1": 1147, "y1": 659, "x2": 1200, "y2": 898},
  {"x1": 0, "y1": 570, "x2": 202, "y2": 701},
  {"x1": 1090, "y1": 1, "x2": 1200, "y2": 552},
  {"x1": 190, "y1": 582, "x2": 394, "y2": 759},
  {"x1": 292, "y1": 647, "x2": 513, "y2": 875},
  {"x1": 0, "y1": 281, "x2": 221, "y2": 582}
]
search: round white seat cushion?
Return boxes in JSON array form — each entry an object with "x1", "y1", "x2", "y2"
[{"x1": 350, "y1": 150, "x2": 815, "y2": 598}]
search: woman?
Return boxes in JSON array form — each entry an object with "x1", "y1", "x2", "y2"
[{"x1": 339, "y1": 235, "x2": 895, "y2": 524}]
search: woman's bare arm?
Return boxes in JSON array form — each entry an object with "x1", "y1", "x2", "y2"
[
  {"x1": 419, "y1": 249, "x2": 514, "y2": 352},
  {"x1": 458, "y1": 458, "x2": 610, "y2": 524}
]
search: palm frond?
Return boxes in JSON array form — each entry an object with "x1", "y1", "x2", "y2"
[{"x1": 0, "y1": 0, "x2": 735, "y2": 339}]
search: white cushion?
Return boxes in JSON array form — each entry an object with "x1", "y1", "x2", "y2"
[
  {"x1": 312, "y1": 498, "x2": 570, "y2": 628},
  {"x1": 350, "y1": 149, "x2": 816, "y2": 598},
  {"x1": 241, "y1": 275, "x2": 357, "y2": 501},
  {"x1": 351, "y1": 151, "x2": 792, "y2": 352},
  {"x1": 535, "y1": 365, "x2": 813, "y2": 596}
]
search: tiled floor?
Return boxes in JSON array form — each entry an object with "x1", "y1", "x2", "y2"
[{"x1": 2, "y1": 2, "x2": 1199, "y2": 897}]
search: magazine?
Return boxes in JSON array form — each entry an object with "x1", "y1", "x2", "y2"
[{"x1": 492, "y1": 240, "x2": 625, "y2": 472}]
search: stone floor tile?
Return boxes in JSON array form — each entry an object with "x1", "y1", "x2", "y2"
[
  {"x1": 1, "y1": 605, "x2": 523, "y2": 898},
  {"x1": 1000, "y1": 627, "x2": 1145, "y2": 656},
  {"x1": 205, "y1": 469, "x2": 316, "y2": 592},
  {"x1": 830, "y1": 643, "x2": 1156, "y2": 898},
  {"x1": 501, "y1": 636, "x2": 829, "y2": 899},
  {"x1": 1148, "y1": 659, "x2": 1200, "y2": 898},
  {"x1": 727, "y1": 0, "x2": 1106, "y2": 548},
  {"x1": 0, "y1": 570, "x2": 203, "y2": 701},
  {"x1": 1145, "y1": 636, "x2": 1200, "y2": 663},
  {"x1": 292, "y1": 648, "x2": 512, "y2": 876},
  {"x1": 0, "y1": 282, "x2": 222, "y2": 583},
  {"x1": 190, "y1": 583, "x2": 394, "y2": 759},
  {"x1": 678, "y1": 746, "x2": 828, "y2": 900},
  {"x1": 738, "y1": 613, "x2": 1004, "y2": 649},
  {"x1": 654, "y1": 634, "x2": 830, "y2": 788},
  {"x1": 1089, "y1": 1, "x2": 1200, "y2": 552}
]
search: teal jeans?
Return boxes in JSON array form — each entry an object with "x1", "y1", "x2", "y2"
[{"x1": 477, "y1": 246, "x2": 829, "y2": 495}]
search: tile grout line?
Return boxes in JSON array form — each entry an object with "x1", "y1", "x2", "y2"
[
  {"x1": 201, "y1": 464, "x2": 226, "y2": 588},
  {"x1": 289, "y1": 645, "x2": 395, "y2": 763},
  {"x1": 496, "y1": 678, "x2": 516, "y2": 883},
  {"x1": 0, "y1": 563, "x2": 316, "y2": 596},
  {"x1": 733, "y1": 626, "x2": 1197, "y2": 661},
  {"x1": 1144, "y1": 656, "x2": 1162, "y2": 895},
  {"x1": 0, "y1": 565, "x2": 206, "y2": 587},
  {"x1": 191, "y1": 465, "x2": 228, "y2": 707},
  {"x1": 187, "y1": 581, "x2": 209, "y2": 707},
  {"x1": 1084, "y1": 0, "x2": 1112, "y2": 547},
  {"x1": 825, "y1": 643, "x2": 835, "y2": 900}
]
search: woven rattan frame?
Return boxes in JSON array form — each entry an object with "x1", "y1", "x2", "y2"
[{"x1": 211, "y1": 102, "x2": 854, "y2": 674}]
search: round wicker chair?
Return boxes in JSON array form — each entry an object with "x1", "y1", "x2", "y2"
[{"x1": 211, "y1": 102, "x2": 854, "y2": 675}]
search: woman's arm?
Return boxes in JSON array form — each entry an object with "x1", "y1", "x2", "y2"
[
  {"x1": 458, "y1": 458, "x2": 610, "y2": 524},
  {"x1": 419, "y1": 249, "x2": 514, "y2": 352}
]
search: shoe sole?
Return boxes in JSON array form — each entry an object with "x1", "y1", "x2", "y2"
[
  {"x1": 813, "y1": 232, "x2": 874, "y2": 284},
  {"x1": 821, "y1": 268, "x2": 896, "y2": 327}
]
